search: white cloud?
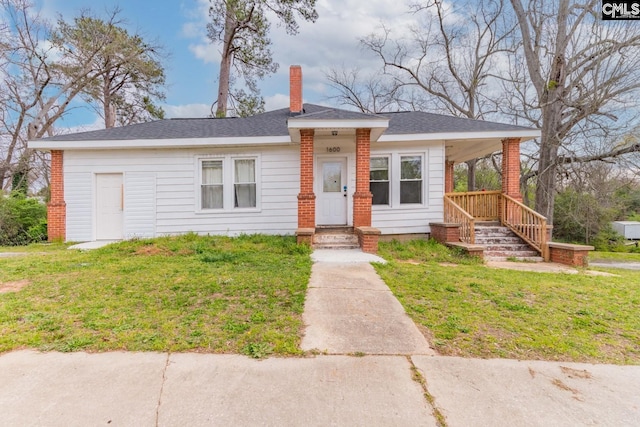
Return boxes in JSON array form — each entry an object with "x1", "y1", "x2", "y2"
[
  {"x1": 263, "y1": 93, "x2": 290, "y2": 111},
  {"x1": 54, "y1": 116, "x2": 105, "y2": 135},
  {"x1": 263, "y1": 0, "x2": 417, "y2": 102},
  {"x1": 188, "y1": 42, "x2": 220, "y2": 64},
  {"x1": 164, "y1": 103, "x2": 211, "y2": 118}
]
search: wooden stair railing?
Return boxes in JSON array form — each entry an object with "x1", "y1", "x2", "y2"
[
  {"x1": 501, "y1": 194, "x2": 548, "y2": 259},
  {"x1": 444, "y1": 196, "x2": 476, "y2": 243},
  {"x1": 444, "y1": 191, "x2": 548, "y2": 258},
  {"x1": 446, "y1": 191, "x2": 501, "y2": 220}
]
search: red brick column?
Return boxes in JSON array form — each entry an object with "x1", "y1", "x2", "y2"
[
  {"x1": 297, "y1": 129, "x2": 315, "y2": 229},
  {"x1": 445, "y1": 160, "x2": 455, "y2": 193},
  {"x1": 353, "y1": 128, "x2": 372, "y2": 227},
  {"x1": 47, "y1": 150, "x2": 66, "y2": 241},
  {"x1": 502, "y1": 138, "x2": 522, "y2": 201}
]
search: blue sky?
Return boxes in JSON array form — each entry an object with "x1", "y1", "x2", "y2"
[{"x1": 33, "y1": 0, "x2": 415, "y2": 130}]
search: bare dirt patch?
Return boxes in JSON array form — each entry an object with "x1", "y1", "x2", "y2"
[
  {"x1": 134, "y1": 245, "x2": 173, "y2": 256},
  {"x1": 560, "y1": 366, "x2": 592, "y2": 379},
  {"x1": 551, "y1": 378, "x2": 584, "y2": 401},
  {"x1": 0, "y1": 279, "x2": 30, "y2": 294}
]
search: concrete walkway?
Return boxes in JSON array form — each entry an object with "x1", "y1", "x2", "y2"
[{"x1": 301, "y1": 261, "x2": 432, "y2": 355}]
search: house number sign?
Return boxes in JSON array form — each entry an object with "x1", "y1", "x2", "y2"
[{"x1": 326, "y1": 146, "x2": 341, "y2": 153}]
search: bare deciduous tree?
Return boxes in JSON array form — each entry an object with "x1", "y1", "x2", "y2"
[
  {"x1": 328, "y1": 0, "x2": 515, "y2": 190},
  {"x1": 509, "y1": 0, "x2": 640, "y2": 224},
  {"x1": 0, "y1": 1, "x2": 167, "y2": 191}
]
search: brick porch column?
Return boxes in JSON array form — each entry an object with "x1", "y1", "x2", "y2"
[
  {"x1": 353, "y1": 128, "x2": 372, "y2": 227},
  {"x1": 502, "y1": 138, "x2": 522, "y2": 201},
  {"x1": 47, "y1": 150, "x2": 66, "y2": 241},
  {"x1": 297, "y1": 129, "x2": 315, "y2": 228},
  {"x1": 445, "y1": 160, "x2": 455, "y2": 193}
]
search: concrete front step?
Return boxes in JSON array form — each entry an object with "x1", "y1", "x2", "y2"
[
  {"x1": 485, "y1": 255, "x2": 545, "y2": 262},
  {"x1": 484, "y1": 250, "x2": 541, "y2": 259},
  {"x1": 313, "y1": 229, "x2": 359, "y2": 250},
  {"x1": 482, "y1": 244, "x2": 537, "y2": 252},
  {"x1": 474, "y1": 224, "x2": 542, "y2": 261},
  {"x1": 475, "y1": 237, "x2": 526, "y2": 245},
  {"x1": 313, "y1": 243, "x2": 361, "y2": 250},
  {"x1": 475, "y1": 230, "x2": 518, "y2": 238}
]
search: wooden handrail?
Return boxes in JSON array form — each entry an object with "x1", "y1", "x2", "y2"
[
  {"x1": 445, "y1": 191, "x2": 501, "y2": 221},
  {"x1": 501, "y1": 194, "x2": 548, "y2": 258},
  {"x1": 444, "y1": 196, "x2": 475, "y2": 243},
  {"x1": 443, "y1": 192, "x2": 548, "y2": 258}
]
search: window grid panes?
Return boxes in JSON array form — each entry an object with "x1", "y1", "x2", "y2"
[
  {"x1": 370, "y1": 157, "x2": 390, "y2": 205},
  {"x1": 400, "y1": 156, "x2": 422, "y2": 204},
  {"x1": 201, "y1": 160, "x2": 223, "y2": 209},
  {"x1": 234, "y1": 159, "x2": 256, "y2": 208}
]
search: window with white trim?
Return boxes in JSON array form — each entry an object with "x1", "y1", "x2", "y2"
[
  {"x1": 370, "y1": 156, "x2": 390, "y2": 205},
  {"x1": 198, "y1": 155, "x2": 259, "y2": 211},
  {"x1": 234, "y1": 158, "x2": 256, "y2": 208},
  {"x1": 201, "y1": 160, "x2": 223, "y2": 209},
  {"x1": 400, "y1": 155, "x2": 422, "y2": 204}
]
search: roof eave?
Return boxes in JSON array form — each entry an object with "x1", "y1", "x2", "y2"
[
  {"x1": 378, "y1": 129, "x2": 540, "y2": 143},
  {"x1": 28, "y1": 135, "x2": 293, "y2": 151},
  {"x1": 287, "y1": 118, "x2": 390, "y2": 142}
]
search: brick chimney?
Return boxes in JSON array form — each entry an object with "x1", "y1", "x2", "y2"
[{"x1": 290, "y1": 65, "x2": 303, "y2": 114}]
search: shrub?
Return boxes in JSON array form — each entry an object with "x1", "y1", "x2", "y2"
[{"x1": 0, "y1": 192, "x2": 47, "y2": 246}]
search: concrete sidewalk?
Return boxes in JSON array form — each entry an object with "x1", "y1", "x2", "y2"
[{"x1": 1, "y1": 350, "x2": 638, "y2": 426}]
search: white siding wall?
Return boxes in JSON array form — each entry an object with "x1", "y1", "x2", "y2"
[
  {"x1": 62, "y1": 139, "x2": 445, "y2": 241},
  {"x1": 64, "y1": 171, "x2": 92, "y2": 242},
  {"x1": 371, "y1": 140, "x2": 445, "y2": 235},
  {"x1": 64, "y1": 146, "x2": 299, "y2": 241},
  {"x1": 124, "y1": 173, "x2": 156, "y2": 239}
]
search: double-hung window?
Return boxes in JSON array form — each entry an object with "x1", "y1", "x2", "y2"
[
  {"x1": 201, "y1": 160, "x2": 223, "y2": 209},
  {"x1": 199, "y1": 156, "x2": 258, "y2": 211},
  {"x1": 400, "y1": 155, "x2": 423, "y2": 204},
  {"x1": 234, "y1": 159, "x2": 256, "y2": 208},
  {"x1": 370, "y1": 156, "x2": 390, "y2": 205}
]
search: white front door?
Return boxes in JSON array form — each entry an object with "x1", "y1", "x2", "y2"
[
  {"x1": 317, "y1": 158, "x2": 348, "y2": 225},
  {"x1": 96, "y1": 173, "x2": 123, "y2": 240}
]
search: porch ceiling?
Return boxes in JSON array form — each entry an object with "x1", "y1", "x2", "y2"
[{"x1": 446, "y1": 133, "x2": 537, "y2": 164}]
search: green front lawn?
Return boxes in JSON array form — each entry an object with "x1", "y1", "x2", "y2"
[
  {"x1": 3, "y1": 235, "x2": 639, "y2": 364},
  {"x1": 376, "y1": 240, "x2": 640, "y2": 365},
  {"x1": 0, "y1": 234, "x2": 312, "y2": 357}
]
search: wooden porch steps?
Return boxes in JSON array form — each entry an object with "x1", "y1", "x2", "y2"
[
  {"x1": 475, "y1": 223, "x2": 543, "y2": 262},
  {"x1": 313, "y1": 227, "x2": 359, "y2": 250}
]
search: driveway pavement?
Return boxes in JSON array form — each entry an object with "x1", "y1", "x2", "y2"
[{"x1": 0, "y1": 249, "x2": 639, "y2": 426}]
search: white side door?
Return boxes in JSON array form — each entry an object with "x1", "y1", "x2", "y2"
[
  {"x1": 316, "y1": 158, "x2": 348, "y2": 225},
  {"x1": 96, "y1": 173, "x2": 123, "y2": 240}
]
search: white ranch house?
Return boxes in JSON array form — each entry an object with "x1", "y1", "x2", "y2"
[{"x1": 33, "y1": 66, "x2": 575, "y2": 259}]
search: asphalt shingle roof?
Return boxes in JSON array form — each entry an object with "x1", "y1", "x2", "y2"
[{"x1": 41, "y1": 103, "x2": 533, "y2": 142}]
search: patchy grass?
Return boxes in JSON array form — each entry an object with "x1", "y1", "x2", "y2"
[
  {"x1": 590, "y1": 251, "x2": 640, "y2": 262},
  {"x1": 0, "y1": 234, "x2": 312, "y2": 357},
  {"x1": 376, "y1": 240, "x2": 640, "y2": 365}
]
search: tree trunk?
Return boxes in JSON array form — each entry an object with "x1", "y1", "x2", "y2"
[
  {"x1": 534, "y1": 135, "x2": 560, "y2": 225},
  {"x1": 466, "y1": 159, "x2": 476, "y2": 191},
  {"x1": 215, "y1": 8, "x2": 235, "y2": 118}
]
